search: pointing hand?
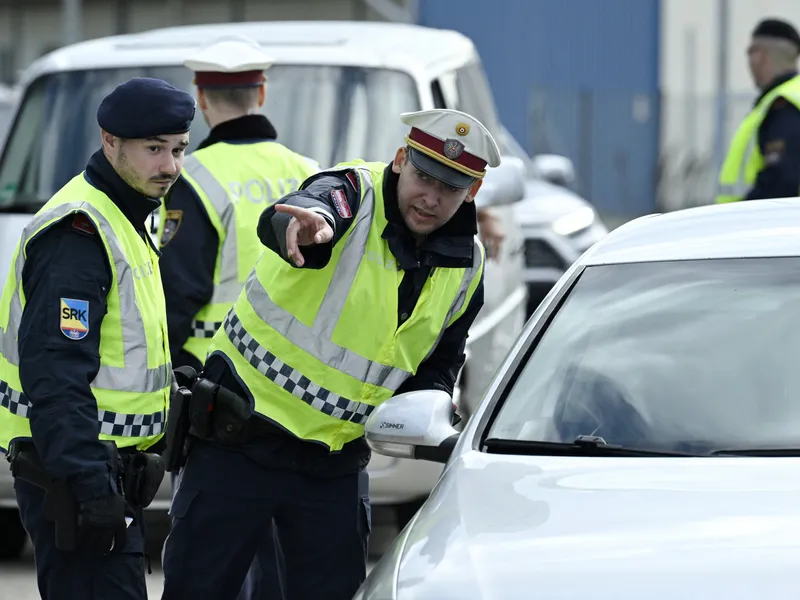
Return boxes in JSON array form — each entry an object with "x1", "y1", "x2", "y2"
[{"x1": 275, "y1": 204, "x2": 334, "y2": 267}]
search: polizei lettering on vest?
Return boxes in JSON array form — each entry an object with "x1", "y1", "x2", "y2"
[
  {"x1": 365, "y1": 250, "x2": 397, "y2": 271},
  {"x1": 132, "y1": 261, "x2": 154, "y2": 280},
  {"x1": 227, "y1": 178, "x2": 301, "y2": 205}
]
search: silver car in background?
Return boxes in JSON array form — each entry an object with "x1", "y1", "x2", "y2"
[
  {"x1": 499, "y1": 127, "x2": 609, "y2": 317},
  {"x1": 358, "y1": 198, "x2": 800, "y2": 599}
]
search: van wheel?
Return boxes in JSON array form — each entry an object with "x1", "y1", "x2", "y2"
[
  {"x1": 395, "y1": 499, "x2": 425, "y2": 531},
  {"x1": 0, "y1": 508, "x2": 28, "y2": 560}
]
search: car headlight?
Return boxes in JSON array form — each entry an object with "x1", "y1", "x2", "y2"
[{"x1": 552, "y1": 207, "x2": 596, "y2": 236}]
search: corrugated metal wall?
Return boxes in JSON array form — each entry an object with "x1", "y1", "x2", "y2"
[{"x1": 419, "y1": 0, "x2": 661, "y2": 218}]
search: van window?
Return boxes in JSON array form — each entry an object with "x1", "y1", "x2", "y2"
[
  {"x1": 0, "y1": 65, "x2": 420, "y2": 210},
  {"x1": 430, "y1": 80, "x2": 447, "y2": 109},
  {"x1": 453, "y1": 60, "x2": 502, "y2": 138}
]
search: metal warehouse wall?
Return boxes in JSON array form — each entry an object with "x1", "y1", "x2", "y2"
[
  {"x1": 659, "y1": 0, "x2": 800, "y2": 212},
  {"x1": 419, "y1": 0, "x2": 661, "y2": 219}
]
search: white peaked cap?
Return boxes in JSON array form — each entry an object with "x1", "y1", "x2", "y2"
[
  {"x1": 184, "y1": 35, "x2": 275, "y2": 88},
  {"x1": 399, "y1": 108, "x2": 502, "y2": 188}
]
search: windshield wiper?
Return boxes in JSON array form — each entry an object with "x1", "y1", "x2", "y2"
[
  {"x1": 709, "y1": 447, "x2": 800, "y2": 457},
  {"x1": 483, "y1": 435, "x2": 697, "y2": 457}
]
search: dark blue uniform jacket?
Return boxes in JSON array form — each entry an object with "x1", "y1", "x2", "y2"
[{"x1": 16, "y1": 150, "x2": 160, "y2": 503}]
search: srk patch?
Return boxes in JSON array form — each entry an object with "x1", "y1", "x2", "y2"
[
  {"x1": 160, "y1": 210, "x2": 183, "y2": 246},
  {"x1": 60, "y1": 298, "x2": 89, "y2": 340}
]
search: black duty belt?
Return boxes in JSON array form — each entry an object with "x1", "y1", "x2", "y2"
[{"x1": 164, "y1": 369, "x2": 281, "y2": 472}]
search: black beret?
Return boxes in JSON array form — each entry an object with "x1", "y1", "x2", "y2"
[
  {"x1": 753, "y1": 18, "x2": 800, "y2": 51},
  {"x1": 97, "y1": 77, "x2": 196, "y2": 139}
]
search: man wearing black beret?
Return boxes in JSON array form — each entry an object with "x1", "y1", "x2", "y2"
[
  {"x1": 0, "y1": 77, "x2": 194, "y2": 599},
  {"x1": 717, "y1": 18, "x2": 800, "y2": 203}
]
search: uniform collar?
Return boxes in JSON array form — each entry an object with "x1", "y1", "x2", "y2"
[
  {"x1": 196, "y1": 114, "x2": 278, "y2": 150},
  {"x1": 381, "y1": 164, "x2": 477, "y2": 271},
  {"x1": 84, "y1": 149, "x2": 161, "y2": 233},
  {"x1": 755, "y1": 71, "x2": 799, "y2": 106}
]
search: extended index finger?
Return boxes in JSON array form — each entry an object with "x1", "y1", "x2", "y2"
[
  {"x1": 285, "y1": 218, "x2": 304, "y2": 267},
  {"x1": 274, "y1": 204, "x2": 310, "y2": 219}
]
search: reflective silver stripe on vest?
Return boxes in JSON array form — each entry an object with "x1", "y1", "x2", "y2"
[
  {"x1": 192, "y1": 319, "x2": 223, "y2": 339},
  {"x1": 717, "y1": 132, "x2": 757, "y2": 198},
  {"x1": 183, "y1": 156, "x2": 242, "y2": 305},
  {"x1": 421, "y1": 238, "x2": 484, "y2": 364},
  {"x1": 1, "y1": 377, "x2": 165, "y2": 437},
  {"x1": 0, "y1": 279, "x2": 23, "y2": 366},
  {"x1": 242, "y1": 169, "x2": 413, "y2": 392},
  {"x1": 224, "y1": 312, "x2": 374, "y2": 424},
  {"x1": 0, "y1": 202, "x2": 170, "y2": 394}
]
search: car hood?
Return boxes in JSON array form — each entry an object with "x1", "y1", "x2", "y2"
[
  {"x1": 388, "y1": 451, "x2": 800, "y2": 599},
  {"x1": 512, "y1": 179, "x2": 593, "y2": 225}
]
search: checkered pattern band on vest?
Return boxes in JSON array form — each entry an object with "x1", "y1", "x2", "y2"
[
  {"x1": 223, "y1": 312, "x2": 375, "y2": 425},
  {"x1": 1, "y1": 378, "x2": 165, "y2": 438},
  {"x1": 98, "y1": 408, "x2": 165, "y2": 437},
  {"x1": 0, "y1": 380, "x2": 29, "y2": 419},
  {"x1": 192, "y1": 319, "x2": 223, "y2": 339}
]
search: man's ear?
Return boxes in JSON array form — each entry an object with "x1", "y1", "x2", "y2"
[
  {"x1": 100, "y1": 129, "x2": 117, "y2": 152},
  {"x1": 197, "y1": 87, "x2": 208, "y2": 111},
  {"x1": 391, "y1": 147, "x2": 405, "y2": 174},
  {"x1": 464, "y1": 178, "x2": 483, "y2": 203},
  {"x1": 258, "y1": 83, "x2": 266, "y2": 108}
]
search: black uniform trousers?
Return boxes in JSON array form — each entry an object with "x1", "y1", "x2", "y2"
[
  {"x1": 14, "y1": 478, "x2": 147, "y2": 600},
  {"x1": 161, "y1": 438, "x2": 370, "y2": 600},
  {"x1": 169, "y1": 469, "x2": 287, "y2": 600}
]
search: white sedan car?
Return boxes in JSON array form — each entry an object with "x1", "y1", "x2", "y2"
[{"x1": 358, "y1": 198, "x2": 800, "y2": 599}]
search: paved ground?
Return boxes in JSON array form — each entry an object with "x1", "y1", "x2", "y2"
[{"x1": 0, "y1": 509, "x2": 396, "y2": 599}]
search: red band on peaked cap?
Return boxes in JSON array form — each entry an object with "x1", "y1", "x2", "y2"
[
  {"x1": 194, "y1": 70, "x2": 265, "y2": 88},
  {"x1": 407, "y1": 127, "x2": 487, "y2": 172}
]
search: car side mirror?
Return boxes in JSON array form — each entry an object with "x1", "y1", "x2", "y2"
[
  {"x1": 532, "y1": 154, "x2": 576, "y2": 188},
  {"x1": 475, "y1": 156, "x2": 526, "y2": 207},
  {"x1": 364, "y1": 390, "x2": 460, "y2": 464}
]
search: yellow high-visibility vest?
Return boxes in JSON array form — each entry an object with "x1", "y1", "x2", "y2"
[
  {"x1": 0, "y1": 174, "x2": 171, "y2": 453},
  {"x1": 206, "y1": 159, "x2": 484, "y2": 451}
]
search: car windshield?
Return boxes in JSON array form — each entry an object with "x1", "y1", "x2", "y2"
[
  {"x1": 487, "y1": 258, "x2": 800, "y2": 455},
  {"x1": 0, "y1": 64, "x2": 420, "y2": 210}
]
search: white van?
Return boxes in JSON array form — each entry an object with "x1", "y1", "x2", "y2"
[{"x1": 0, "y1": 20, "x2": 533, "y2": 557}]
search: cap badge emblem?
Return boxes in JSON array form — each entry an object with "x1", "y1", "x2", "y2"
[
  {"x1": 455, "y1": 122, "x2": 470, "y2": 136},
  {"x1": 443, "y1": 138, "x2": 465, "y2": 160}
]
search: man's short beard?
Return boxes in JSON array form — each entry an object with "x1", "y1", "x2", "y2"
[{"x1": 115, "y1": 148, "x2": 152, "y2": 196}]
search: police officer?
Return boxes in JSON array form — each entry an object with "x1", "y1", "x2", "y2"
[
  {"x1": 161, "y1": 107, "x2": 495, "y2": 599},
  {"x1": 158, "y1": 35, "x2": 319, "y2": 373},
  {"x1": 716, "y1": 18, "x2": 800, "y2": 203},
  {"x1": 0, "y1": 77, "x2": 195, "y2": 599},
  {"x1": 158, "y1": 35, "x2": 319, "y2": 600}
]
